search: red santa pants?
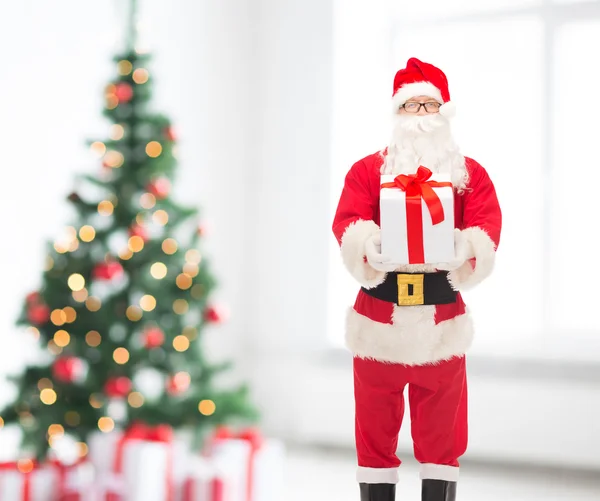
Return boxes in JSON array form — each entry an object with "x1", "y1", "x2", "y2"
[{"x1": 354, "y1": 355, "x2": 467, "y2": 484}]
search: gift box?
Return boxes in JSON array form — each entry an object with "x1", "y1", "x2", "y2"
[
  {"x1": 204, "y1": 428, "x2": 284, "y2": 501},
  {"x1": 0, "y1": 462, "x2": 56, "y2": 501},
  {"x1": 380, "y1": 167, "x2": 455, "y2": 265},
  {"x1": 0, "y1": 460, "x2": 93, "y2": 501},
  {"x1": 177, "y1": 456, "x2": 231, "y2": 501},
  {"x1": 88, "y1": 422, "x2": 174, "y2": 501}
]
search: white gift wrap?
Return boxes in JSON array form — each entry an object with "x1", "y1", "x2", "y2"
[
  {"x1": 0, "y1": 466, "x2": 56, "y2": 501},
  {"x1": 88, "y1": 431, "x2": 172, "y2": 501},
  {"x1": 380, "y1": 173, "x2": 455, "y2": 264},
  {"x1": 176, "y1": 456, "x2": 233, "y2": 501},
  {"x1": 208, "y1": 439, "x2": 285, "y2": 501}
]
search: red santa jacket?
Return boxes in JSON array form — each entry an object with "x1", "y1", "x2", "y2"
[{"x1": 332, "y1": 151, "x2": 502, "y2": 365}]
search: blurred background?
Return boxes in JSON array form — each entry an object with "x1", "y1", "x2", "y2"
[{"x1": 1, "y1": 0, "x2": 599, "y2": 499}]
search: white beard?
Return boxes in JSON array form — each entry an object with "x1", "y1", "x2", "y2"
[{"x1": 381, "y1": 114, "x2": 468, "y2": 191}]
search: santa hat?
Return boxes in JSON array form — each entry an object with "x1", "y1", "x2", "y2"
[{"x1": 391, "y1": 57, "x2": 456, "y2": 118}]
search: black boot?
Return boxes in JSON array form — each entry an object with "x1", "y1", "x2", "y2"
[
  {"x1": 359, "y1": 483, "x2": 396, "y2": 500},
  {"x1": 421, "y1": 479, "x2": 457, "y2": 501}
]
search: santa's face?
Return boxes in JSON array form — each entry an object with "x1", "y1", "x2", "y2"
[{"x1": 383, "y1": 94, "x2": 467, "y2": 190}]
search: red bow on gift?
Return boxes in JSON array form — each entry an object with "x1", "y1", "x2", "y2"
[
  {"x1": 108, "y1": 422, "x2": 174, "y2": 501},
  {"x1": 381, "y1": 166, "x2": 453, "y2": 264},
  {"x1": 210, "y1": 426, "x2": 264, "y2": 501}
]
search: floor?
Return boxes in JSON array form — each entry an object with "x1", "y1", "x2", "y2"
[{"x1": 284, "y1": 446, "x2": 600, "y2": 501}]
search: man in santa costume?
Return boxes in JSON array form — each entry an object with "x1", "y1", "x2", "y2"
[{"x1": 332, "y1": 58, "x2": 502, "y2": 501}]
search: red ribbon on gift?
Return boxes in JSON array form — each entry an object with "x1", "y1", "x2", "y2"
[
  {"x1": 0, "y1": 461, "x2": 38, "y2": 501},
  {"x1": 210, "y1": 426, "x2": 263, "y2": 501},
  {"x1": 183, "y1": 475, "x2": 224, "y2": 501},
  {"x1": 107, "y1": 422, "x2": 174, "y2": 501},
  {"x1": 381, "y1": 166, "x2": 453, "y2": 264}
]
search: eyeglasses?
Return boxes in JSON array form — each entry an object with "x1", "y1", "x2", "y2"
[{"x1": 400, "y1": 102, "x2": 441, "y2": 113}]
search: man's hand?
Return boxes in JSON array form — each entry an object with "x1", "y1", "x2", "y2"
[
  {"x1": 365, "y1": 233, "x2": 398, "y2": 272},
  {"x1": 436, "y1": 229, "x2": 474, "y2": 271}
]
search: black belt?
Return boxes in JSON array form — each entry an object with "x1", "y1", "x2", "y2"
[{"x1": 361, "y1": 271, "x2": 457, "y2": 306}]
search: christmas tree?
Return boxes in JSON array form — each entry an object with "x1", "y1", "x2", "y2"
[{"x1": 0, "y1": 1, "x2": 256, "y2": 460}]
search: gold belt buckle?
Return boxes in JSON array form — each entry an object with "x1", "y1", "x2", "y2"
[{"x1": 397, "y1": 274, "x2": 425, "y2": 306}]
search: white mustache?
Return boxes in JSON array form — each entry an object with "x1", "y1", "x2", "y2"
[{"x1": 393, "y1": 113, "x2": 447, "y2": 135}]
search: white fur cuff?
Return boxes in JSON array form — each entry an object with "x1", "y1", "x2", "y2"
[
  {"x1": 340, "y1": 220, "x2": 387, "y2": 289},
  {"x1": 357, "y1": 466, "x2": 400, "y2": 484},
  {"x1": 448, "y1": 227, "x2": 496, "y2": 291},
  {"x1": 420, "y1": 464, "x2": 460, "y2": 482}
]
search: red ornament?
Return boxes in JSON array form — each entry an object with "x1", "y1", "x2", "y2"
[
  {"x1": 147, "y1": 177, "x2": 171, "y2": 200},
  {"x1": 142, "y1": 326, "x2": 165, "y2": 349},
  {"x1": 53, "y1": 356, "x2": 85, "y2": 383},
  {"x1": 204, "y1": 304, "x2": 227, "y2": 324},
  {"x1": 166, "y1": 372, "x2": 191, "y2": 395},
  {"x1": 27, "y1": 304, "x2": 50, "y2": 325},
  {"x1": 197, "y1": 223, "x2": 209, "y2": 237},
  {"x1": 129, "y1": 224, "x2": 149, "y2": 242},
  {"x1": 104, "y1": 377, "x2": 132, "y2": 398},
  {"x1": 93, "y1": 261, "x2": 124, "y2": 281},
  {"x1": 164, "y1": 126, "x2": 177, "y2": 142},
  {"x1": 26, "y1": 291, "x2": 41, "y2": 304},
  {"x1": 114, "y1": 83, "x2": 133, "y2": 103}
]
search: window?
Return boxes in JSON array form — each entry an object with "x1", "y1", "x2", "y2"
[{"x1": 328, "y1": 0, "x2": 600, "y2": 361}]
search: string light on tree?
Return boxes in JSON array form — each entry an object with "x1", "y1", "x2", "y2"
[
  {"x1": 40, "y1": 389, "x2": 57, "y2": 405},
  {"x1": 198, "y1": 400, "x2": 216, "y2": 416},
  {"x1": 63, "y1": 307, "x2": 77, "y2": 323},
  {"x1": 183, "y1": 263, "x2": 199, "y2": 278},
  {"x1": 103, "y1": 150, "x2": 125, "y2": 169},
  {"x1": 72, "y1": 288, "x2": 89, "y2": 302},
  {"x1": 113, "y1": 347, "x2": 130, "y2": 365},
  {"x1": 176, "y1": 273, "x2": 192, "y2": 290},
  {"x1": 173, "y1": 335, "x2": 190, "y2": 352},
  {"x1": 139, "y1": 295, "x2": 156, "y2": 312},
  {"x1": 140, "y1": 193, "x2": 157, "y2": 209},
  {"x1": 51, "y1": 309, "x2": 67, "y2": 326},
  {"x1": 98, "y1": 200, "x2": 115, "y2": 216},
  {"x1": 86, "y1": 330, "x2": 102, "y2": 347},
  {"x1": 79, "y1": 225, "x2": 96, "y2": 242},
  {"x1": 133, "y1": 68, "x2": 149, "y2": 84},
  {"x1": 85, "y1": 296, "x2": 102, "y2": 312},
  {"x1": 126, "y1": 305, "x2": 143, "y2": 322},
  {"x1": 150, "y1": 262, "x2": 167, "y2": 279},
  {"x1": 185, "y1": 250, "x2": 202, "y2": 265},
  {"x1": 173, "y1": 299, "x2": 189, "y2": 315},
  {"x1": 145, "y1": 141, "x2": 162, "y2": 158},
  {"x1": 128, "y1": 392, "x2": 145, "y2": 408},
  {"x1": 110, "y1": 124, "x2": 125, "y2": 140},
  {"x1": 53, "y1": 330, "x2": 71, "y2": 348},
  {"x1": 152, "y1": 210, "x2": 169, "y2": 226},
  {"x1": 98, "y1": 417, "x2": 115, "y2": 433},
  {"x1": 162, "y1": 238, "x2": 178, "y2": 255},
  {"x1": 90, "y1": 142, "x2": 107, "y2": 158},
  {"x1": 68, "y1": 274, "x2": 85, "y2": 292},
  {"x1": 89, "y1": 394, "x2": 104, "y2": 409},
  {"x1": 117, "y1": 60, "x2": 133, "y2": 75},
  {"x1": 26, "y1": 327, "x2": 41, "y2": 340}
]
